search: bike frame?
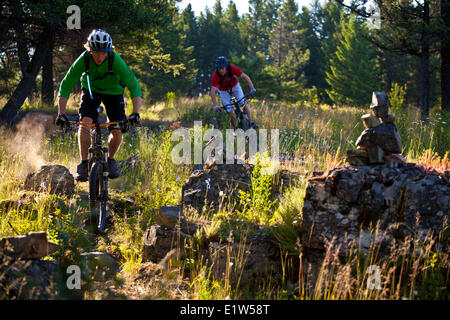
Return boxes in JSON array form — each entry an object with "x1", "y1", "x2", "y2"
[
  {"x1": 68, "y1": 119, "x2": 125, "y2": 233},
  {"x1": 222, "y1": 93, "x2": 254, "y2": 129},
  {"x1": 89, "y1": 122, "x2": 110, "y2": 206}
]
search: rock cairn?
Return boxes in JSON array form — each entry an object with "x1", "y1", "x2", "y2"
[{"x1": 347, "y1": 92, "x2": 405, "y2": 167}]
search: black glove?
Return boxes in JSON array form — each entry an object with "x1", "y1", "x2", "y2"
[
  {"x1": 128, "y1": 113, "x2": 140, "y2": 126},
  {"x1": 55, "y1": 114, "x2": 69, "y2": 128}
]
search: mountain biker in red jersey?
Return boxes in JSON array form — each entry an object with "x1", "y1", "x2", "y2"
[
  {"x1": 55, "y1": 29, "x2": 142, "y2": 182},
  {"x1": 210, "y1": 56, "x2": 257, "y2": 129}
]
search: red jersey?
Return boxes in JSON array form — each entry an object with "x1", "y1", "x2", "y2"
[{"x1": 211, "y1": 64, "x2": 243, "y2": 91}]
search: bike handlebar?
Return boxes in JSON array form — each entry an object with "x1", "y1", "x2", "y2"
[
  {"x1": 68, "y1": 120, "x2": 126, "y2": 128},
  {"x1": 222, "y1": 93, "x2": 255, "y2": 108}
]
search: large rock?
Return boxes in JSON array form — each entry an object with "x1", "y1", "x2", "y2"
[
  {"x1": 302, "y1": 164, "x2": 449, "y2": 254},
  {"x1": 0, "y1": 256, "x2": 58, "y2": 299},
  {"x1": 0, "y1": 231, "x2": 59, "y2": 259},
  {"x1": 24, "y1": 164, "x2": 74, "y2": 196},
  {"x1": 355, "y1": 124, "x2": 402, "y2": 158},
  {"x1": 142, "y1": 225, "x2": 188, "y2": 263},
  {"x1": 182, "y1": 163, "x2": 296, "y2": 213},
  {"x1": 206, "y1": 235, "x2": 281, "y2": 288},
  {"x1": 182, "y1": 163, "x2": 253, "y2": 212},
  {"x1": 155, "y1": 205, "x2": 183, "y2": 229},
  {"x1": 142, "y1": 206, "x2": 209, "y2": 263},
  {"x1": 80, "y1": 251, "x2": 120, "y2": 280}
]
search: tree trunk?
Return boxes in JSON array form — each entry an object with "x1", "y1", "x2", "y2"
[
  {"x1": 0, "y1": 33, "x2": 51, "y2": 123},
  {"x1": 276, "y1": 16, "x2": 282, "y2": 100},
  {"x1": 419, "y1": 1, "x2": 431, "y2": 120},
  {"x1": 442, "y1": 0, "x2": 450, "y2": 112},
  {"x1": 41, "y1": 33, "x2": 55, "y2": 105},
  {"x1": 16, "y1": 24, "x2": 30, "y2": 76},
  {"x1": 419, "y1": 51, "x2": 430, "y2": 119}
]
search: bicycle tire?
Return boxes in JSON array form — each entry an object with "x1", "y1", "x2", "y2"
[{"x1": 89, "y1": 162, "x2": 107, "y2": 234}]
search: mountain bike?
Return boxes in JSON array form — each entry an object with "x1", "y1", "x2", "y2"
[
  {"x1": 222, "y1": 93, "x2": 256, "y2": 131},
  {"x1": 66, "y1": 107, "x2": 128, "y2": 234},
  {"x1": 205, "y1": 93, "x2": 257, "y2": 164}
]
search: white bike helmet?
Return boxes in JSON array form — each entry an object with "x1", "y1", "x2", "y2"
[{"x1": 87, "y1": 29, "x2": 112, "y2": 52}]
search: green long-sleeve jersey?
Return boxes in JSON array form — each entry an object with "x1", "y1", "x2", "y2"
[{"x1": 58, "y1": 51, "x2": 142, "y2": 99}]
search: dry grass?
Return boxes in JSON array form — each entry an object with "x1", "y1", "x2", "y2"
[{"x1": 418, "y1": 149, "x2": 449, "y2": 174}]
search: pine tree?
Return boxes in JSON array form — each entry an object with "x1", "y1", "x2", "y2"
[
  {"x1": 325, "y1": 14, "x2": 380, "y2": 106},
  {"x1": 299, "y1": 4, "x2": 327, "y2": 98},
  {"x1": 179, "y1": 4, "x2": 201, "y2": 96},
  {"x1": 195, "y1": 9, "x2": 225, "y2": 94},
  {"x1": 222, "y1": 1, "x2": 245, "y2": 56},
  {"x1": 239, "y1": 0, "x2": 280, "y2": 57},
  {"x1": 139, "y1": 10, "x2": 197, "y2": 101},
  {"x1": 267, "y1": 0, "x2": 310, "y2": 100},
  {"x1": 334, "y1": 0, "x2": 443, "y2": 118}
]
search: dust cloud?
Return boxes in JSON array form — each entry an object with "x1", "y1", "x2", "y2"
[{"x1": 0, "y1": 113, "x2": 53, "y2": 177}]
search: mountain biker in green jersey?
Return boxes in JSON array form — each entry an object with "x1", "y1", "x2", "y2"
[{"x1": 55, "y1": 29, "x2": 142, "y2": 181}]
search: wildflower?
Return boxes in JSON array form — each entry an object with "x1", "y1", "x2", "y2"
[
  {"x1": 219, "y1": 191, "x2": 224, "y2": 197},
  {"x1": 205, "y1": 178, "x2": 210, "y2": 186},
  {"x1": 176, "y1": 176, "x2": 181, "y2": 182},
  {"x1": 40, "y1": 181, "x2": 46, "y2": 188}
]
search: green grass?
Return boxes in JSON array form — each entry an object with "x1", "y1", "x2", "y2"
[{"x1": 0, "y1": 96, "x2": 448, "y2": 300}]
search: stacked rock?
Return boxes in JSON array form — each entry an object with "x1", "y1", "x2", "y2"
[{"x1": 347, "y1": 92, "x2": 405, "y2": 167}]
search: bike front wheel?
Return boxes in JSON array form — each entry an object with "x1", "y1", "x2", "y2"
[
  {"x1": 238, "y1": 114, "x2": 250, "y2": 131},
  {"x1": 89, "y1": 162, "x2": 108, "y2": 234}
]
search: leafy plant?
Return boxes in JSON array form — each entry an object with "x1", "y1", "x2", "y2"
[{"x1": 238, "y1": 156, "x2": 278, "y2": 224}]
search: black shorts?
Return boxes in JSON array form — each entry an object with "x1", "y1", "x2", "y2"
[{"x1": 79, "y1": 88, "x2": 127, "y2": 132}]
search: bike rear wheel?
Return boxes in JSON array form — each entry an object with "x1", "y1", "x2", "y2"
[{"x1": 89, "y1": 162, "x2": 108, "y2": 234}]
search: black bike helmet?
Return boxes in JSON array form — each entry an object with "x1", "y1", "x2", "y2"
[{"x1": 215, "y1": 56, "x2": 229, "y2": 68}]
